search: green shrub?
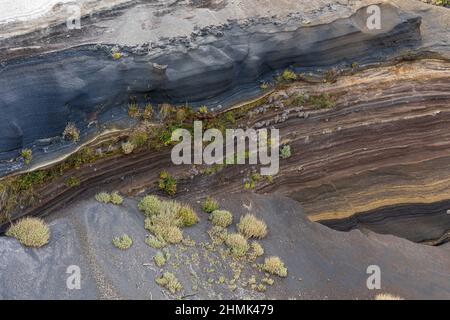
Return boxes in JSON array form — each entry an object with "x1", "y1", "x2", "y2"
[
  {"x1": 129, "y1": 129, "x2": 148, "y2": 148},
  {"x1": 244, "y1": 180, "x2": 255, "y2": 190},
  {"x1": 155, "y1": 272, "x2": 182, "y2": 294},
  {"x1": 277, "y1": 69, "x2": 297, "y2": 83},
  {"x1": 225, "y1": 233, "x2": 249, "y2": 258},
  {"x1": 65, "y1": 176, "x2": 80, "y2": 187},
  {"x1": 121, "y1": 141, "x2": 134, "y2": 155},
  {"x1": 63, "y1": 122, "x2": 80, "y2": 142},
  {"x1": 110, "y1": 192, "x2": 123, "y2": 205},
  {"x1": 209, "y1": 210, "x2": 233, "y2": 228},
  {"x1": 112, "y1": 234, "x2": 133, "y2": 250},
  {"x1": 199, "y1": 105, "x2": 208, "y2": 114},
  {"x1": 138, "y1": 195, "x2": 162, "y2": 217},
  {"x1": 20, "y1": 149, "x2": 33, "y2": 165},
  {"x1": 260, "y1": 82, "x2": 269, "y2": 90},
  {"x1": 112, "y1": 52, "x2": 122, "y2": 60},
  {"x1": 158, "y1": 171, "x2": 177, "y2": 196},
  {"x1": 237, "y1": 214, "x2": 268, "y2": 239},
  {"x1": 6, "y1": 217, "x2": 50, "y2": 248},
  {"x1": 280, "y1": 145, "x2": 291, "y2": 159},
  {"x1": 95, "y1": 192, "x2": 111, "y2": 204},
  {"x1": 202, "y1": 197, "x2": 219, "y2": 213},
  {"x1": 178, "y1": 205, "x2": 198, "y2": 227},
  {"x1": 310, "y1": 94, "x2": 335, "y2": 109},
  {"x1": 263, "y1": 256, "x2": 288, "y2": 277},
  {"x1": 154, "y1": 251, "x2": 167, "y2": 267}
]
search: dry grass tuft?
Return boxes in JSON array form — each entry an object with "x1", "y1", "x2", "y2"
[
  {"x1": 6, "y1": 217, "x2": 50, "y2": 248},
  {"x1": 237, "y1": 214, "x2": 268, "y2": 239},
  {"x1": 248, "y1": 241, "x2": 264, "y2": 261},
  {"x1": 375, "y1": 293, "x2": 404, "y2": 300},
  {"x1": 263, "y1": 256, "x2": 287, "y2": 277},
  {"x1": 225, "y1": 233, "x2": 249, "y2": 257},
  {"x1": 209, "y1": 210, "x2": 233, "y2": 228}
]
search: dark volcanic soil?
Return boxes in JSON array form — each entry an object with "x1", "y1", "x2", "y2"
[{"x1": 1, "y1": 193, "x2": 449, "y2": 299}]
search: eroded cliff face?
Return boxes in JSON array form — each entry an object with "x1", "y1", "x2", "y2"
[
  {"x1": 0, "y1": 1, "x2": 449, "y2": 298},
  {"x1": 0, "y1": 3, "x2": 423, "y2": 164}
]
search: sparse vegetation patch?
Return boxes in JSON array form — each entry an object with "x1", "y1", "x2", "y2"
[{"x1": 155, "y1": 272, "x2": 182, "y2": 294}]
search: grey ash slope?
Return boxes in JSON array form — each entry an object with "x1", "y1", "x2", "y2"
[{"x1": 0, "y1": 193, "x2": 449, "y2": 299}]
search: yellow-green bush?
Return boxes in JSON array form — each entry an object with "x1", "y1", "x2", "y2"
[
  {"x1": 6, "y1": 217, "x2": 50, "y2": 248},
  {"x1": 21, "y1": 149, "x2": 33, "y2": 165},
  {"x1": 202, "y1": 196, "x2": 219, "y2": 213},
  {"x1": 209, "y1": 210, "x2": 233, "y2": 228},
  {"x1": 155, "y1": 272, "x2": 182, "y2": 294},
  {"x1": 110, "y1": 192, "x2": 123, "y2": 205},
  {"x1": 95, "y1": 192, "x2": 111, "y2": 204},
  {"x1": 138, "y1": 195, "x2": 162, "y2": 217},
  {"x1": 225, "y1": 233, "x2": 249, "y2": 258},
  {"x1": 141, "y1": 196, "x2": 198, "y2": 244},
  {"x1": 112, "y1": 234, "x2": 133, "y2": 250},
  {"x1": 263, "y1": 256, "x2": 287, "y2": 277},
  {"x1": 237, "y1": 214, "x2": 267, "y2": 239},
  {"x1": 178, "y1": 205, "x2": 198, "y2": 227},
  {"x1": 248, "y1": 241, "x2": 264, "y2": 260},
  {"x1": 154, "y1": 251, "x2": 167, "y2": 267}
]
